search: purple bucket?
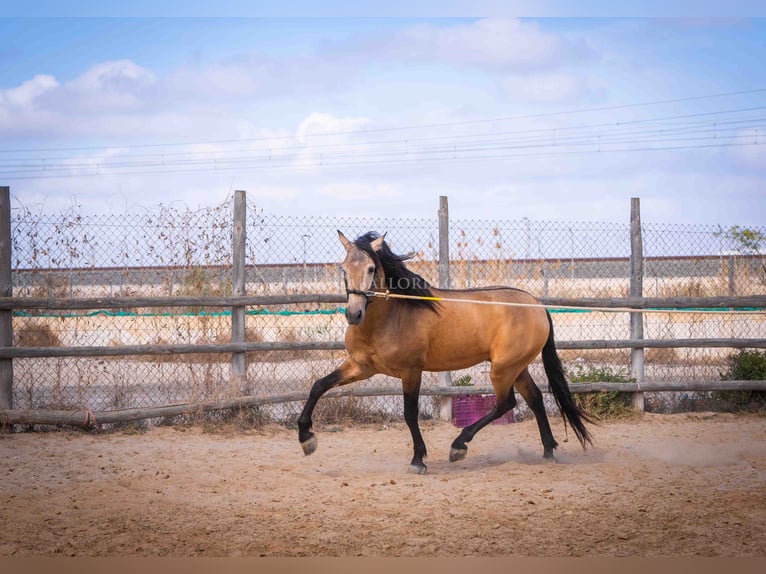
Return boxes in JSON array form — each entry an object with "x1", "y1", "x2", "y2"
[{"x1": 452, "y1": 394, "x2": 515, "y2": 427}]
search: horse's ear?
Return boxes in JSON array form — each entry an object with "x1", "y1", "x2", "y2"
[
  {"x1": 370, "y1": 232, "x2": 387, "y2": 252},
  {"x1": 337, "y1": 230, "x2": 353, "y2": 250}
]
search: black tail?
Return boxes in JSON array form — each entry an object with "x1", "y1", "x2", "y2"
[{"x1": 541, "y1": 311, "x2": 594, "y2": 448}]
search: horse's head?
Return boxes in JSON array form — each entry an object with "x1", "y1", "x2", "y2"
[{"x1": 337, "y1": 230, "x2": 385, "y2": 325}]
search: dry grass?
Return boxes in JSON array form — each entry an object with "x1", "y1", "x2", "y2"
[
  {"x1": 311, "y1": 395, "x2": 400, "y2": 426},
  {"x1": 645, "y1": 347, "x2": 680, "y2": 364},
  {"x1": 13, "y1": 323, "x2": 62, "y2": 347},
  {"x1": 657, "y1": 278, "x2": 723, "y2": 298},
  {"x1": 558, "y1": 349, "x2": 629, "y2": 364}
]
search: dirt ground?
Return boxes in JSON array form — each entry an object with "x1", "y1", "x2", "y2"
[{"x1": 1, "y1": 412, "x2": 765, "y2": 557}]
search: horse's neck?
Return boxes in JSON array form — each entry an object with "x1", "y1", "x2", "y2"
[{"x1": 367, "y1": 296, "x2": 423, "y2": 329}]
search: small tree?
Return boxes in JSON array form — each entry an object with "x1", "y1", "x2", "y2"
[{"x1": 714, "y1": 225, "x2": 765, "y2": 255}]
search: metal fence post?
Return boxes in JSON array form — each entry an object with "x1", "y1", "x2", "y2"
[
  {"x1": 437, "y1": 196, "x2": 453, "y2": 420},
  {"x1": 630, "y1": 197, "x2": 645, "y2": 411},
  {"x1": 0, "y1": 186, "x2": 13, "y2": 413},
  {"x1": 231, "y1": 190, "x2": 247, "y2": 395}
]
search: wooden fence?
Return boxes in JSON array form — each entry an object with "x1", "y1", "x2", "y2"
[
  {"x1": 1, "y1": 291, "x2": 765, "y2": 428},
  {"x1": 1, "y1": 187, "x2": 765, "y2": 428}
]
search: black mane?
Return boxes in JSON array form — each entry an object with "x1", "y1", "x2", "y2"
[{"x1": 353, "y1": 232, "x2": 439, "y2": 313}]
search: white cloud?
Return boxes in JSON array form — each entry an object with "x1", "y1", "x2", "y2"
[
  {"x1": 499, "y1": 72, "x2": 594, "y2": 104},
  {"x1": 60, "y1": 59, "x2": 157, "y2": 112},
  {"x1": 394, "y1": 18, "x2": 589, "y2": 72},
  {"x1": 1, "y1": 74, "x2": 59, "y2": 109},
  {"x1": 3, "y1": 19, "x2": 762, "y2": 230},
  {"x1": 296, "y1": 112, "x2": 369, "y2": 143},
  {"x1": 317, "y1": 181, "x2": 400, "y2": 201},
  {"x1": 0, "y1": 60, "x2": 159, "y2": 137},
  {"x1": 68, "y1": 60, "x2": 155, "y2": 92},
  {"x1": 163, "y1": 50, "x2": 357, "y2": 104},
  {"x1": 0, "y1": 19, "x2": 588, "y2": 142},
  {"x1": 165, "y1": 58, "x2": 267, "y2": 100},
  {"x1": 0, "y1": 75, "x2": 59, "y2": 135},
  {"x1": 294, "y1": 112, "x2": 370, "y2": 169}
]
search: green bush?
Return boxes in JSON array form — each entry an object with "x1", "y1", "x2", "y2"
[
  {"x1": 717, "y1": 349, "x2": 766, "y2": 411},
  {"x1": 453, "y1": 374, "x2": 473, "y2": 387},
  {"x1": 721, "y1": 349, "x2": 766, "y2": 381},
  {"x1": 568, "y1": 364, "x2": 636, "y2": 419}
]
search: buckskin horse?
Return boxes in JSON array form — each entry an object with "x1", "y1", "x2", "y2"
[{"x1": 298, "y1": 231, "x2": 593, "y2": 474}]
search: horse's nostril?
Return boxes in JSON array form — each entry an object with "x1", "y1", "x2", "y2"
[{"x1": 345, "y1": 308, "x2": 364, "y2": 325}]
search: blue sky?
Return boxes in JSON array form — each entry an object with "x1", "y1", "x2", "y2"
[{"x1": 1, "y1": 10, "x2": 765, "y2": 227}]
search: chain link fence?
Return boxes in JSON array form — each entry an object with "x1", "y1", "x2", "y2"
[{"x1": 9, "y1": 195, "x2": 766, "y2": 424}]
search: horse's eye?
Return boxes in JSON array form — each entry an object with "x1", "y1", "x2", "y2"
[{"x1": 367, "y1": 266, "x2": 375, "y2": 274}]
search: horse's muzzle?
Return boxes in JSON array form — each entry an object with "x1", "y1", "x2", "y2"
[{"x1": 345, "y1": 307, "x2": 364, "y2": 325}]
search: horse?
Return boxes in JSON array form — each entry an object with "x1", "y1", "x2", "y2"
[{"x1": 297, "y1": 230, "x2": 594, "y2": 474}]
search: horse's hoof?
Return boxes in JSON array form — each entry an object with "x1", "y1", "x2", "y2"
[
  {"x1": 543, "y1": 452, "x2": 558, "y2": 463},
  {"x1": 301, "y1": 435, "x2": 318, "y2": 456},
  {"x1": 408, "y1": 463, "x2": 428, "y2": 475},
  {"x1": 449, "y1": 447, "x2": 467, "y2": 462}
]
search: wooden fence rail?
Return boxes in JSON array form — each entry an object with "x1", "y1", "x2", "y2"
[
  {"x1": 0, "y1": 293, "x2": 348, "y2": 310},
  {"x1": 2, "y1": 338, "x2": 766, "y2": 360}
]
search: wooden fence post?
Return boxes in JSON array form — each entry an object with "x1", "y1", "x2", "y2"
[
  {"x1": 231, "y1": 190, "x2": 247, "y2": 395},
  {"x1": 437, "y1": 196, "x2": 453, "y2": 420},
  {"x1": 0, "y1": 186, "x2": 12, "y2": 413},
  {"x1": 630, "y1": 197, "x2": 645, "y2": 411}
]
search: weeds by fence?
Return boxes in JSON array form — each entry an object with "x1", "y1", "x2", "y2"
[{"x1": 4, "y1": 189, "x2": 766, "y2": 427}]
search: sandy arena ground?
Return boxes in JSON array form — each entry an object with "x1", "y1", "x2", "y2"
[{"x1": 1, "y1": 412, "x2": 765, "y2": 557}]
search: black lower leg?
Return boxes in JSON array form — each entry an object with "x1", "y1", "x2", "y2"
[
  {"x1": 297, "y1": 370, "x2": 342, "y2": 446},
  {"x1": 450, "y1": 391, "x2": 516, "y2": 460},
  {"x1": 525, "y1": 384, "x2": 558, "y2": 459},
  {"x1": 404, "y1": 390, "x2": 427, "y2": 473}
]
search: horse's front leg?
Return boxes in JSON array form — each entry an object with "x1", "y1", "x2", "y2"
[
  {"x1": 402, "y1": 371, "x2": 428, "y2": 475},
  {"x1": 298, "y1": 359, "x2": 371, "y2": 456}
]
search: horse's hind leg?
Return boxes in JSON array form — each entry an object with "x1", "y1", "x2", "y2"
[
  {"x1": 449, "y1": 365, "x2": 518, "y2": 463},
  {"x1": 515, "y1": 368, "x2": 559, "y2": 460}
]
